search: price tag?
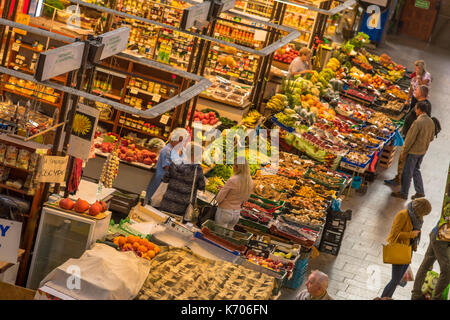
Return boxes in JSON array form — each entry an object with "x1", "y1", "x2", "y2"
[
  {"x1": 12, "y1": 42, "x2": 20, "y2": 52},
  {"x1": 160, "y1": 114, "x2": 170, "y2": 125},
  {"x1": 130, "y1": 87, "x2": 138, "y2": 95},
  {"x1": 152, "y1": 94, "x2": 161, "y2": 102}
]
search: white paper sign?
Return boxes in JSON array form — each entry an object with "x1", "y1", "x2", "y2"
[
  {"x1": 254, "y1": 30, "x2": 267, "y2": 42},
  {"x1": 68, "y1": 103, "x2": 100, "y2": 161},
  {"x1": 38, "y1": 155, "x2": 69, "y2": 183},
  {"x1": 160, "y1": 114, "x2": 170, "y2": 125},
  {"x1": 0, "y1": 218, "x2": 22, "y2": 264},
  {"x1": 152, "y1": 94, "x2": 161, "y2": 103}
]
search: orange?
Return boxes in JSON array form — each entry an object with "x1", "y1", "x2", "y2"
[
  {"x1": 138, "y1": 245, "x2": 148, "y2": 253},
  {"x1": 154, "y1": 246, "x2": 160, "y2": 254},
  {"x1": 132, "y1": 242, "x2": 140, "y2": 251},
  {"x1": 123, "y1": 243, "x2": 133, "y2": 251},
  {"x1": 126, "y1": 235, "x2": 135, "y2": 244},
  {"x1": 117, "y1": 236, "x2": 127, "y2": 247},
  {"x1": 113, "y1": 237, "x2": 119, "y2": 245},
  {"x1": 139, "y1": 238, "x2": 148, "y2": 246},
  {"x1": 147, "y1": 250, "x2": 155, "y2": 258},
  {"x1": 146, "y1": 242, "x2": 155, "y2": 250}
]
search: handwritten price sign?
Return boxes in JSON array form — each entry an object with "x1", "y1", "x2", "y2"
[{"x1": 38, "y1": 156, "x2": 69, "y2": 183}]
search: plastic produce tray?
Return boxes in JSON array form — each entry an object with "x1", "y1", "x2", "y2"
[
  {"x1": 304, "y1": 168, "x2": 347, "y2": 191},
  {"x1": 246, "y1": 240, "x2": 276, "y2": 256},
  {"x1": 193, "y1": 231, "x2": 244, "y2": 256},
  {"x1": 269, "y1": 224, "x2": 316, "y2": 247},
  {"x1": 235, "y1": 256, "x2": 287, "y2": 296},
  {"x1": 238, "y1": 217, "x2": 271, "y2": 233},
  {"x1": 201, "y1": 220, "x2": 253, "y2": 247},
  {"x1": 271, "y1": 115, "x2": 295, "y2": 133},
  {"x1": 341, "y1": 150, "x2": 373, "y2": 168}
]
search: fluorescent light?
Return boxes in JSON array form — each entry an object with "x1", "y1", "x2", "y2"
[
  {"x1": 36, "y1": 0, "x2": 44, "y2": 17},
  {"x1": 273, "y1": 0, "x2": 308, "y2": 10}
]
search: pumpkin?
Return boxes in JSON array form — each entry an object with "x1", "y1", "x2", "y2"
[
  {"x1": 59, "y1": 198, "x2": 75, "y2": 210},
  {"x1": 88, "y1": 201, "x2": 102, "y2": 216},
  {"x1": 74, "y1": 198, "x2": 90, "y2": 213},
  {"x1": 100, "y1": 201, "x2": 108, "y2": 212}
]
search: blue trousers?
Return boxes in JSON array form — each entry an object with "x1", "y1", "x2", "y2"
[
  {"x1": 400, "y1": 154, "x2": 425, "y2": 196},
  {"x1": 381, "y1": 264, "x2": 410, "y2": 298}
]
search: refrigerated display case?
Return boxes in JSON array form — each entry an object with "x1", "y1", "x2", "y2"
[{"x1": 26, "y1": 206, "x2": 111, "y2": 290}]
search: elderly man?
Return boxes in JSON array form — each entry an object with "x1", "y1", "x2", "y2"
[
  {"x1": 296, "y1": 270, "x2": 333, "y2": 300},
  {"x1": 391, "y1": 101, "x2": 435, "y2": 200}
]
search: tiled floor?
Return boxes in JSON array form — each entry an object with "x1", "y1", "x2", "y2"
[{"x1": 279, "y1": 35, "x2": 450, "y2": 300}]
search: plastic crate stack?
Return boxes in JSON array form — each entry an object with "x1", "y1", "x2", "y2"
[
  {"x1": 319, "y1": 210, "x2": 348, "y2": 256},
  {"x1": 283, "y1": 247, "x2": 311, "y2": 290}
]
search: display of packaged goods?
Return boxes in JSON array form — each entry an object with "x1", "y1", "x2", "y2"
[
  {"x1": 0, "y1": 166, "x2": 10, "y2": 182},
  {"x1": 16, "y1": 149, "x2": 31, "y2": 170},
  {"x1": 4, "y1": 146, "x2": 18, "y2": 167},
  {"x1": 304, "y1": 168, "x2": 347, "y2": 190},
  {"x1": 0, "y1": 144, "x2": 6, "y2": 162},
  {"x1": 269, "y1": 218, "x2": 318, "y2": 247},
  {"x1": 342, "y1": 151, "x2": 373, "y2": 168}
]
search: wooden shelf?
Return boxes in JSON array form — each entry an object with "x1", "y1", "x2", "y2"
[
  {"x1": 98, "y1": 119, "x2": 115, "y2": 125},
  {"x1": 18, "y1": 43, "x2": 44, "y2": 53},
  {"x1": 116, "y1": 124, "x2": 165, "y2": 140},
  {"x1": 2, "y1": 88, "x2": 61, "y2": 108},
  {"x1": 127, "y1": 87, "x2": 170, "y2": 100},
  {"x1": 1, "y1": 163, "x2": 33, "y2": 174},
  {"x1": 0, "y1": 182, "x2": 34, "y2": 196}
]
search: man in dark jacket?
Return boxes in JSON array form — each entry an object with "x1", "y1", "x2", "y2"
[
  {"x1": 402, "y1": 85, "x2": 432, "y2": 137},
  {"x1": 385, "y1": 85, "x2": 432, "y2": 186}
]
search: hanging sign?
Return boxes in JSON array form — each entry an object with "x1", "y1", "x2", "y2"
[
  {"x1": 0, "y1": 218, "x2": 22, "y2": 264},
  {"x1": 415, "y1": 0, "x2": 430, "y2": 10},
  {"x1": 38, "y1": 155, "x2": 69, "y2": 183},
  {"x1": 13, "y1": 13, "x2": 30, "y2": 36},
  {"x1": 67, "y1": 103, "x2": 100, "y2": 161},
  {"x1": 34, "y1": 42, "x2": 85, "y2": 81},
  {"x1": 180, "y1": 1, "x2": 211, "y2": 30},
  {"x1": 98, "y1": 27, "x2": 130, "y2": 60}
]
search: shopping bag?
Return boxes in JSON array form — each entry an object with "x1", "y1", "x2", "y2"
[
  {"x1": 150, "y1": 182, "x2": 168, "y2": 207},
  {"x1": 382, "y1": 234, "x2": 412, "y2": 264},
  {"x1": 197, "y1": 204, "x2": 218, "y2": 228},
  {"x1": 393, "y1": 129, "x2": 404, "y2": 147},
  {"x1": 401, "y1": 265, "x2": 414, "y2": 282}
]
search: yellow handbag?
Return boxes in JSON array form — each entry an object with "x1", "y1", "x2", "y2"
[{"x1": 383, "y1": 233, "x2": 412, "y2": 264}]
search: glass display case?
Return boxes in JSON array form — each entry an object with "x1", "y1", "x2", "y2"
[{"x1": 26, "y1": 206, "x2": 111, "y2": 290}]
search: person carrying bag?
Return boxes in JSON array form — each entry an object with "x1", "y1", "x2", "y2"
[{"x1": 381, "y1": 198, "x2": 432, "y2": 298}]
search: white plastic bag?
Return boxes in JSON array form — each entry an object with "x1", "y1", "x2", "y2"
[
  {"x1": 151, "y1": 182, "x2": 168, "y2": 207},
  {"x1": 39, "y1": 243, "x2": 151, "y2": 300}
]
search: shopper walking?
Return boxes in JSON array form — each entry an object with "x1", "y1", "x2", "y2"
[
  {"x1": 214, "y1": 158, "x2": 254, "y2": 229},
  {"x1": 408, "y1": 60, "x2": 431, "y2": 110},
  {"x1": 385, "y1": 86, "x2": 432, "y2": 187},
  {"x1": 381, "y1": 198, "x2": 432, "y2": 298},
  {"x1": 391, "y1": 102, "x2": 435, "y2": 200},
  {"x1": 287, "y1": 47, "x2": 313, "y2": 78},
  {"x1": 296, "y1": 270, "x2": 333, "y2": 300},
  {"x1": 158, "y1": 142, "x2": 205, "y2": 217},
  {"x1": 145, "y1": 128, "x2": 189, "y2": 204},
  {"x1": 411, "y1": 220, "x2": 450, "y2": 300}
]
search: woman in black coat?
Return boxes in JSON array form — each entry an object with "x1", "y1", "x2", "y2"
[{"x1": 158, "y1": 143, "x2": 205, "y2": 216}]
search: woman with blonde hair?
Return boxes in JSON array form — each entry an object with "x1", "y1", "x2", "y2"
[
  {"x1": 409, "y1": 60, "x2": 431, "y2": 108},
  {"x1": 287, "y1": 47, "x2": 313, "y2": 78},
  {"x1": 214, "y1": 158, "x2": 254, "y2": 229}
]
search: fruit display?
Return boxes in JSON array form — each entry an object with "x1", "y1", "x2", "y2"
[
  {"x1": 343, "y1": 151, "x2": 371, "y2": 166},
  {"x1": 188, "y1": 110, "x2": 220, "y2": 126},
  {"x1": 241, "y1": 110, "x2": 262, "y2": 128},
  {"x1": 240, "y1": 208, "x2": 273, "y2": 225},
  {"x1": 113, "y1": 235, "x2": 161, "y2": 261},
  {"x1": 59, "y1": 197, "x2": 107, "y2": 216},
  {"x1": 274, "y1": 45, "x2": 299, "y2": 64},
  {"x1": 335, "y1": 101, "x2": 373, "y2": 122},
  {"x1": 266, "y1": 94, "x2": 289, "y2": 112},
  {"x1": 246, "y1": 253, "x2": 293, "y2": 273},
  {"x1": 205, "y1": 176, "x2": 224, "y2": 194},
  {"x1": 367, "y1": 111, "x2": 396, "y2": 131},
  {"x1": 253, "y1": 173, "x2": 297, "y2": 192},
  {"x1": 386, "y1": 85, "x2": 408, "y2": 101},
  {"x1": 326, "y1": 58, "x2": 341, "y2": 72},
  {"x1": 100, "y1": 148, "x2": 120, "y2": 188}
]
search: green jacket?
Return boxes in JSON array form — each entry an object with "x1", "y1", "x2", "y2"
[{"x1": 403, "y1": 113, "x2": 435, "y2": 156}]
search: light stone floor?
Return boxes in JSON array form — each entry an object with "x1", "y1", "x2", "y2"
[{"x1": 279, "y1": 34, "x2": 450, "y2": 300}]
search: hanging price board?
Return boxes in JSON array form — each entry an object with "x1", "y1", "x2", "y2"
[
  {"x1": 38, "y1": 155, "x2": 69, "y2": 183},
  {"x1": 13, "y1": 13, "x2": 30, "y2": 36}
]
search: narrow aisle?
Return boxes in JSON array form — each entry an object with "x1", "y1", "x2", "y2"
[{"x1": 281, "y1": 35, "x2": 450, "y2": 300}]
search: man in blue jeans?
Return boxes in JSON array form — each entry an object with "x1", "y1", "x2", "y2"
[{"x1": 391, "y1": 102, "x2": 435, "y2": 200}]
